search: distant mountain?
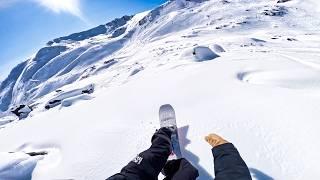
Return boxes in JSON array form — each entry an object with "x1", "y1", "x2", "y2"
[
  {"x1": 0, "y1": 14, "x2": 135, "y2": 112},
  {"x1": 47, "y1": 15, "x2": 133, "y2": 45},
  {"x1": 0, "y1": 0, "x2": 209, "y2": 112},
  {"x1": 0, "y1": 0, "x2": 318, "y2": 114}
]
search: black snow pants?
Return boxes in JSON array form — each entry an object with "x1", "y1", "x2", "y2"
[
  {"x1": 106, "y1": 127, "x2": 199, "y2": 180},
  {"x1": 107, "y1": 128, "x2": 251, "y2": 180},
  {"x1": 212, "y1": 143, "x2": 252, "y2": 180}
]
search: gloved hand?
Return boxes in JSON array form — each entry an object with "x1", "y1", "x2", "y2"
[{"x1": 205, "y1": 133, "x2": 229, "y2": 148}]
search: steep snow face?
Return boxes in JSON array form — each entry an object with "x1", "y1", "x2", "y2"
[
  {"x1": 0, "y1": 61, "x2": 28, "y2": 112},
  {"x1": 1, "y1": 0, "x2": 319, "y2": 112},
  {"x1": 1, "y1": 0, "x2": 320, "y2": 179},
  {"x1": 0, "y1": 1, "x2": 212, "y2": 111},
  {"x1": 0, "y1": 15, "x2": 135, "y2": 112}
]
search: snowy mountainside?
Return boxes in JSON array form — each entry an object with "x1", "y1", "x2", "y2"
[
  {"x1": 0, "y1": 0, "x2": 318, "y2": 113},
  {"x1": 0, "y1": 0, "x2": 208, "y2": 113},
  {"x1": 1, "y1": 0, "x2": 320, "y2": 179}
]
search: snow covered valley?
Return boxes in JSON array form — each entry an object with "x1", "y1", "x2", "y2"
[{"x1": 1, "y1": 0, "x2": 320, "y2": 179}]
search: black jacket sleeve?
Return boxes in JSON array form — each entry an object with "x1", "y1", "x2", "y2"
[
  {"x1": 212, "y1": 143, "x2": 252, "y2": 180},
  {"x1": 106, "y1": 127, "x2": 172, "y2": 180}
]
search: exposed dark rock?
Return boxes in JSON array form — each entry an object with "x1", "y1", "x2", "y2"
[
  {"x1": 111, "y1": 27, "x2": 127, "y2": 38},
  {"x1": 287, "y1": 38, "x2": 298, "y2": 41},
  {"x1": 48, "y1": 100, "x2": 61, "y2": 105},
  {"x1": 221, "y1": 0, "x2": 230, "y2": 4},
  {"x1": 46, "y1": 41, "x2": 54, "y2": 46},
  {"x1": 10, "y1": 105, "x2": 32, "y2": 119},
  {"x1": 26, "y1": 151, "x2": 48, "y2": 156},
  {"x1": 277, "y1": 0, "x2": 291, "y2": 3},
  {"x1": 263, "y1": 6, "x2": 288, "y2": 17},
  {"x1": 104, "y1": 59, "x2": 116, "y2": 64},
  {"x1": 81, "y1": 86, "x2": 94, "y2": 94}
]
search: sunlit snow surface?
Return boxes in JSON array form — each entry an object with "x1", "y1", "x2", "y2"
[{"x1": 1, "y1": 0, "x2": 320, "y2": 179}]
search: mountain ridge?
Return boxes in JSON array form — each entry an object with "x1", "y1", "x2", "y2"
[
  {"x1": 0, "y1": 0, "x2": 319, "y2": 113},
  {"x1": 0, "y1": 0, "x2": 209, "y2": 112}
]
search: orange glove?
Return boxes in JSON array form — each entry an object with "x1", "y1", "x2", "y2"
[{"x1": 205, "y1": 134, "x2": 229, "y2": 148}]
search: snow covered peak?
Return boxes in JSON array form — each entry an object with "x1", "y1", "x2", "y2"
[
  {"x1": 47, "y1": 15, "x2": 133, "y2": 45},
  {"x1": 171, "y1": 0, "x2": 206, "y2": 7},
  {"x1": 0, "y1": 0, "x2": 319, "y2": 114}
]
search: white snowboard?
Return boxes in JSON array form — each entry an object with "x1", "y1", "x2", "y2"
[{"x1": 159, "y1": 104, "x2": 182, "y2": 159}]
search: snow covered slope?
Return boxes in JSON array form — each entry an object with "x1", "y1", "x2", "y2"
[{"x1": 1, "y1": 0, "x2": 320, "y2": 179}]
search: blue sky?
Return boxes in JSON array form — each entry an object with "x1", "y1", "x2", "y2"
[{"x1": 0, "y1": 0, "x2": 166, "y2": 80}]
